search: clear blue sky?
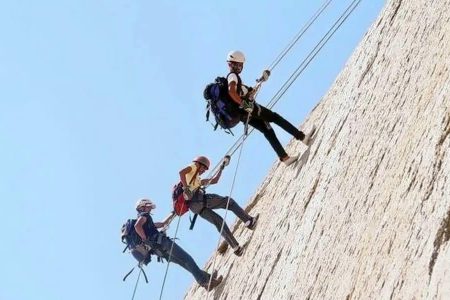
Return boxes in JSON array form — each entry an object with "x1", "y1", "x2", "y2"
[{"x1": 0, "y1": 1, "x2": 385, "y2": 299}]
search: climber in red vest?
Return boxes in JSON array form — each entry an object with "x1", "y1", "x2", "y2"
[
  {"x1": 179, "y1": 155, "x2": 258, "y2": 256},
  {"x1": 226, "y1": 50, "x2": 316, "y2": 166}
]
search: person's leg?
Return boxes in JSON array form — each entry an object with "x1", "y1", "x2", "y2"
[
  {"x1": 189, "y1": 200, "x2": 204, "y2": 214},
  {"x1": 160, "y1": 237, "x2": 210, "y2": 285},
  {"x1": 248, "y1": 118, "x2": 288, "y2": 159},
  {"x1": 205, "y1": 193, "x2": 252, "y2": 224},
  {"x1": 199, "y1": 207, "x2": 240, "y2": 249},
  {"x1": 254, "y1": 104, "x2": 305, "y2": 140}
]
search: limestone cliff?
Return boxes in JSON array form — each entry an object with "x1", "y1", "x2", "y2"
[{"x1": 186, "y1": 0, "x2": 450, "y2": 299}]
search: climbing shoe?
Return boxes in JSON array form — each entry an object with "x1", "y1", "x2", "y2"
[
  {"x1": 203, "y1": 271, "x2": 223, "y2": 291},
  {"x1": 302, "y1": 125, "x2": 317, "y2": 146},
  {"x1": 282, "y1": 155, "x2": 299, "y2": 166},
  {"x1": 246, "y1": 214, "x2": 259, "y2": 230},
  {"x1": 217, "y1": 241, "x2": 228, "y2": 254},
  {"x1": 233, "y1": 245, "x2": 244, "y2": 256}
]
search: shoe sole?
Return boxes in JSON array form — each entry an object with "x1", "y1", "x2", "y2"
[
  {"x1": 248, "y1": 213, "x2": 260, "y2": 230},
  {"x1": 304, "y1": 125, "x2": 317, "y2": 146}
]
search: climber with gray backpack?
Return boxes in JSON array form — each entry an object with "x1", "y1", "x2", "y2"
[
  {"x1": 121, "y1": 198, "x2": 223, "y2": 291},
  {"x1": 203, "y1": 50, "x2": 316, "y2": 166},
  {"x1": 178, "y1": 155, "x2": 258, "y2": 256}
]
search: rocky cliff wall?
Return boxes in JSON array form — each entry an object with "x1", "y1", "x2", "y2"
[{"x1": 186, "y1": 0, "x2": 450, "y2": 299}]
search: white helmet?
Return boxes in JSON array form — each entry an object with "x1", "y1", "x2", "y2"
[
  {"x1": 227, "y1": 50, "x2": 245, "y2": 63},
  {"x1": 135, "y1": 198, "x2": 156, "y2": 211}
]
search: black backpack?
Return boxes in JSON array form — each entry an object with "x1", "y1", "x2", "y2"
[
  {"x1": 203, "y1": 74, "x2": 242, "y2": 134},
  {"x1": 121, "y1": 219, "x2": 142, "y2": 250},
  {"x1": 121, "y1": 219, "x2": 153, "y2": 264}
]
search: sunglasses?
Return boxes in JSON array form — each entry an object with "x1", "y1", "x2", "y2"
[{"x1": 198, "y1": 163, "x2": 208, "y2": 170}]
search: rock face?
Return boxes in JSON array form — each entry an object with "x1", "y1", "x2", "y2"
[{"x1": 186, "y1": 0, "x2": 450, "y2": 299}]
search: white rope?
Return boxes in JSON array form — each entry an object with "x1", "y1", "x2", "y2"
[
  {"x1": 268, "y1": 0, "x2": 333, "y2": 72},
  {"x1": 158, "y1": 208, "x2": 187, "y2": 300},
  {"x1": 130, "y1": 268, "x2": 141, "y2": 300},
  {"x1": 206, "y1": 129, "x2": 248, "y2": 296},
  {"x1": 267, "y1": 0, "x2": 363, "y2": 108}
]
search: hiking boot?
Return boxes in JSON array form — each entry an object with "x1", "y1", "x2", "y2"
[
  {"x1": 302, "y1": 125, "x2": 317, "y2": 146},
  {"x1": 208, "y1": 275, "x2": 223, "y2": 291},
  {"x1": 217, "y1": 241, "x2": 228, "y2": 254},
  {"x1": 281, "y1": 155, "x2": 299, "y2": 166},
  {"x1": 233, "y1": 245, "x2": 244, "y2": 256},
  {"x1": 245, "y1": 214, "x2": 259, "y2": 230},
  {"x1": 202, "y1": 271, "x2": 223, "y2": 291}
]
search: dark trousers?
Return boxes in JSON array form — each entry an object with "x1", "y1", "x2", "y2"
[
  {"x1": 190, "y1": 193, "x2": 252, "y2": 249},
  {"x1": 242, "y1": 104, "x2": 305, "y2": 159},
  {"x1": 157, "y1": 236, "x2": 210, "y2": 285}
]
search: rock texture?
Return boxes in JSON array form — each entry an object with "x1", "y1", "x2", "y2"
[{"x1": 186, "y1": 0, "x2": 450, "y2": 299}]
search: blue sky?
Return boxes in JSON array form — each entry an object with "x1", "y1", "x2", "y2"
[{"x1": 0, "y1": 1, "x2": 385, "y2": 299}]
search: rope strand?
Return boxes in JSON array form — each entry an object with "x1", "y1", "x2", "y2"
[
  {"x1": 268, "y1": 0, "x2": 333, "y2": 71},
  {"x1": 130, "y1": 268, "x2": 141, "y2": 300},
  {"x1": 267, "y1": 0, "x2": 363, "y2": 109},
  {"x1": 206, "y1": 131, "x2": 248, "y2": 297},
  {"x1": 158, "y1": 211, "x2": 183, "y2": 300}
]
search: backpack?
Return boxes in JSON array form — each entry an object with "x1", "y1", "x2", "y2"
[
  {"x1": 121, "y1": 219, "x2": 151, "y2": 265},
  {"x1": 172, "y1": 182, "x2": 190, "y2": 216},
  {"x1": 121, "y1": 219, "x2": 141, "y2": 249},
  {"x1": 203, "y1": 73, "x2": 242, "y2": 133},
  {"x1": 121, "y1": 220, "x2": 150, "y2": 283},
  {"x1": 171, "y1": 167, "x2": 200, "y2": 216}
]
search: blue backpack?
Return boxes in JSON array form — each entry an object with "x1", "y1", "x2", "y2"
[{"x1": 203, "y1": 74, "x2": 242, "y2": 134}]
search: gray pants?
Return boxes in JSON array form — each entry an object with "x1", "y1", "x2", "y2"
[
  {"x1": 189, "y1": 193, "x2": 252, "y2": 249},
  {"x1": 153, "y1": 235, "x2": 210, "y2": 285}
]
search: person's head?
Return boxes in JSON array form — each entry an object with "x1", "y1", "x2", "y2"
[
  {"x1": 227, "y1": 50, "x2": 245, "y2": 74},
  {"x1": 135, "y1": 198, "x2": 156, "y2": 213},
  {"x1": 192, "y1": 155, "x2": 210, "y2": 175}
]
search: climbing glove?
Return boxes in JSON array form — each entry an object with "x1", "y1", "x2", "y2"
[
  {"x1": 259, "y1": 69, "x2": 271, "y2": 82},
  {"x1": 182, "y1": 186, "x2": 194, "y2": 200},
  {"x1": 241, "y1": 99, "x2": 254, "y2": 113},
  {"x1": 220, "y1": 155, "x2": 231, "y2": 170}
]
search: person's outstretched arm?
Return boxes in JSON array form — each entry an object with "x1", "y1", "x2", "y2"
[
  {"x1": 201, "y1": 168, "x2": 222, "y2": 186},
  {"x1": 155, "y1": 211, "x2": 176, "y2": 228}
]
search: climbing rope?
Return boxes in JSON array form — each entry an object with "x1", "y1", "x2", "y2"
[
  {"x1": 131, "y1": 268, "x2": 142, "y2": 300},
  {"x1": 206, "y1": 127, "x2": 247, "y2": 293},
  {"x1": 267, "y1": 0, "x2": 363, "y2": 109},
  {"x1": 267, "y1": 0, "x2": 333, "y2": 72},
  {"x1": 156, "y1": 0, "x2": 362, "y2": 298},
  {"x1": 158, "y1": 208, "x2": 183, "y2": 300}
]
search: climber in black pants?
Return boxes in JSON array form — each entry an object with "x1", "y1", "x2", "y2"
[{"x1": 225, "y1": 50, "x2": 316, "y2": 165}]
